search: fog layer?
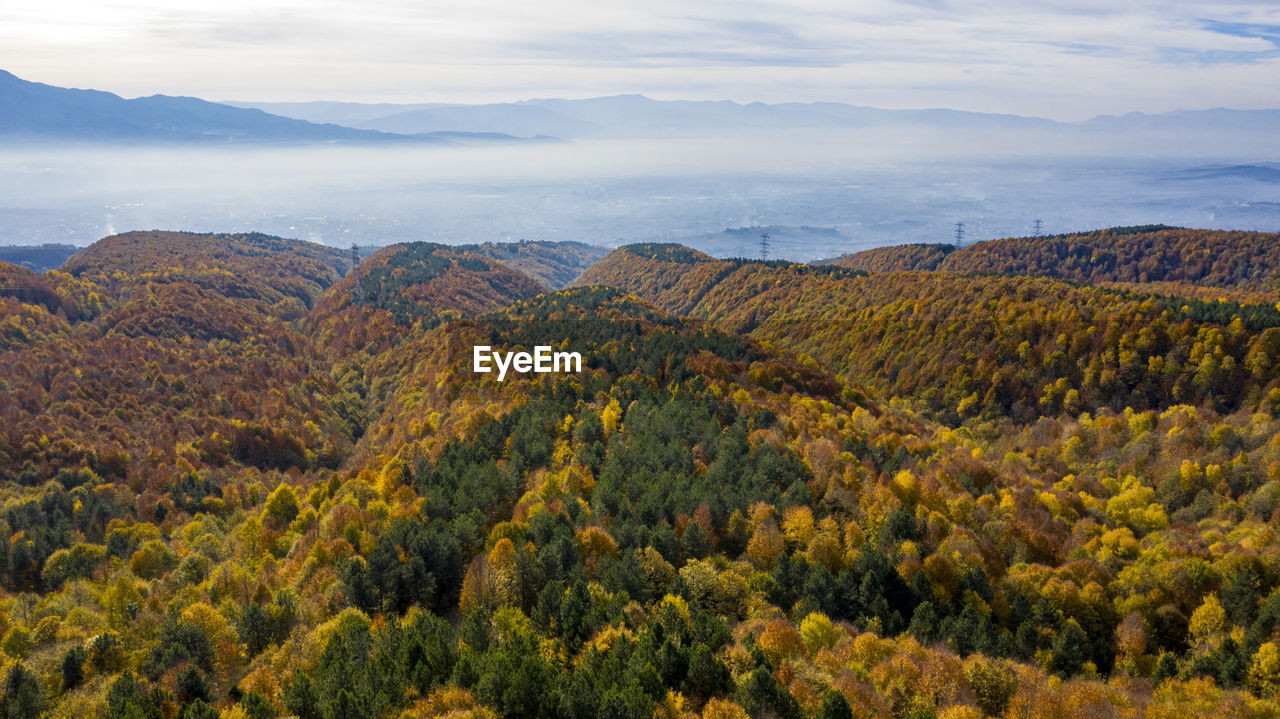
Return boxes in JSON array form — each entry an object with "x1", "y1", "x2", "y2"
[{"x1": 2, "y1": 127, "x2": 1277, "y2": 260}]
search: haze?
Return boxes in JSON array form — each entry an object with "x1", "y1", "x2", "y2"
[{"x1": 3, "y1": 126, "x2": 1278, "y2": 259}]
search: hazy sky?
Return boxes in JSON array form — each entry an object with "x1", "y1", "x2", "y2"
[{"x1": 2, "y1": 0, "x2": 1278, "y2": 120}]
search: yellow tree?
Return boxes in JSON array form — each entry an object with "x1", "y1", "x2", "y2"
[
  {"x1": 1249, "y1": 642, "x2": 1280, "y2": 698},
  {"x1": 1188, "y1": 594, "x2": 1227, "y2": 656},
  {"x1": 747, "y1": 520, "x2": 785, "y2": 570}
]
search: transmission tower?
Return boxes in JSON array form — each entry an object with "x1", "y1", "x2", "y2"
[
  {"x1": 349, "y1": 244, "x2": 362, "y2": 305},
  {"x1": 954, "y1": 222, "x2": 965, "y2": 248},
  {"x1": 759, "y1": 232, "x2": 770, "y2": 260},
  {"x1": 1033, "y1": 218, "x2": 1043, "y2": 237}
]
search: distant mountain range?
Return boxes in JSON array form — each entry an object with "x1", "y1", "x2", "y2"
[
  {"x1": 5, "y1": 68, "x2": 1279, "y2": 147},
  {"x1": 232, "y1": 95, "x2": 1064, "y2": 139},
  {"x1": 1082, "y1": 109, "x2": 1280, "y2": 135},
  {"x1": 0, "y1": 70, "x2": 539, "y2": 145},
  {"x1": 1169, "y1": 163, "x2": 1280, "y2": 183},
  {"x1": 232, "y1": 94, "x2": 1280, "y2": 142}
]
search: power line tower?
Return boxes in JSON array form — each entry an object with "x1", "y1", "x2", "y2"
[
  {"x1": 954, "y1": 222, "x2": 965, "y2": 248},
  {"x1": 1033, "y1": 218, "x2": 1043, "y2": 237},
  {"x1": 349, "y1": 244, "x2": 362, "y2": 305},
  {"x1": 759, "y1": 232, "x2": 770, "y2": 260}
]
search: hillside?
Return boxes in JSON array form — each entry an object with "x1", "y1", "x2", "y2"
[
  {"x1": 62, "y1": 230, "x2": 350, "y2": 316},
  {"x1": 831, "y1": 227, "x2": 1280, "y2": 297},
  {"x1": 458, "y1": 240, "x2": 609, "y2": 290},
  {"x1": 0, "y1": 260, "x2": 76, "y2": 317},
  {"x1": 1, "y1": 234, "x2": 363, "y2": 491},
  {"x1": 303, "y1": 241, "x2": 551, "y2": 434},
  {"x1": 943, "y1": 226, "x2": 1280, "y2": 290},
  {"x1": 306, "y1": 241, "x2": 545, "y2": 355},
  {"x1": 578, "y1": 242, "x2": 1280, "y2": 423},
  {"x1": 342, "y1": 242, "x2": 543, "y2": 317},
  {"x1": 827, "y1": 242, "x2": 956, "y2": 272},
  {"x1": 2, "y1": 229, "x2": 1280, "y2": 718},
  {"x1": 1, "y1": 233, "x2": 552, "y2": 497}
]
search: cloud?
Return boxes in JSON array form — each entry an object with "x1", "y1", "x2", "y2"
[
  {"x1": 0, "y1": 0, "x2": 1278, "y2": 118},
  {"x1": 514, "y1": 17, "x2": 845, "y2": 68},
  {"x1": 1201, "y1": 19, "x2": 1280, "y2": 47}
]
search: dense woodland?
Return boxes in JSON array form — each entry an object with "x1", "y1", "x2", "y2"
[
  {"x1": 1, "y1": 228, "x2": 1280, "y2": 718},
  {"x1": 456, "y1": 242, "x2": 608, "y2": 291},
  {"x1": 579, "y1": 238, "x2": 1280, "y2": 423},
  {"x1": 825, "y1": 244, "x2": 955, "y2": 274},
  {"x1": 831, "y1": 227, "x2": 1280, "y2": 300}
]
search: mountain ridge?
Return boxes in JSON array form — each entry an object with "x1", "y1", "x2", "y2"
[
  {"x1": 230, "y1": 92, "x2": 1280, "y2": 139},
  {"x1": 0, "y1": 70, "x2": 540, "y2": 144},
  {"x1": 828, "y1": 226, "x2": 1280, "y2": 295}
]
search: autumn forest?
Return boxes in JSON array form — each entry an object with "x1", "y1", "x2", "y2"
[{"x1": 3, "y1": 226, "x2": 1280, "y2": 719}]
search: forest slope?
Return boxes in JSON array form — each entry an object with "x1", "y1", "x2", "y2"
[
  {"x1": 825, "y1": 242, "x2": 956, "y2": 273},
  {"x1": 459, "y1": 240, "x2": 609, "y2": 290},
  {"x1": 62, "y1": 231, "x2": 351, "y2": 316},
  {"x1": 1, "y1": 231, "x2": 364, "y2": 512},
  {"x1": 304, "y1": 241, "x2": 547, "y2": 393},
  {"x1": 577, "y1": 243, "x2": 1280, "y2": 423},
  {"x1": 830, "y1": 227, "x2": 1280, "y2": 299},
  {"x1": 0, "y1": 260, "x2": 79, "y2": 319},
  {"x1": 2, "y1": 232, "x2": 1280, "y2": 718}
]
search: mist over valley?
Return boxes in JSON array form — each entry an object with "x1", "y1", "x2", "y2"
[
  {"x1": 3, "y1": 139, "x2": 1278, "y2": 259},
  {"x1": 2, "y1": 71, "x2": 1277, "y2": 257}
]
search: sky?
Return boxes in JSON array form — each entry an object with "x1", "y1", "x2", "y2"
[{"x1": 2, "y1": 0, "x2": 1279, "y2": 120}]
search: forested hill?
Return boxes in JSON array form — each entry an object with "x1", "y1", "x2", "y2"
[
  {"x1": 305, "y1": 241, "x2": 546, "y2": 360},
  {"x1": 578, "y1": 242, "x2": 1280, "y2": 423},
  {"x1": 829, "y1": 227, "x2": 1280, "y2": 296},
  {"x1": 61, "y1": 230, "x2": 351, "y2": 315},
  {"x1": 326, "y1": 241, "x2": 543, "y2": 316},
  {"x1": 0, "y1": 233, "x2": 557, "y2": 496},
  {"x1": 458, "y1": 240, "x2": 609, "y2": 290},
  {"x1": 575, "y1": 243, "x2": 865, "y2": 316},
  {"x1": 825, "y1": 242, "x2": 956, "y2": 273},
  {"x1": 299, "y1": 241, "x2": 554, "y2": 445},
  {"x1": 0, "y1": 260, "x2": 79, "y2": 318},
  {"x1": 4, "y1": 228, "x2": 1280, "y2": 718}
]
